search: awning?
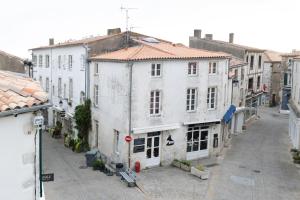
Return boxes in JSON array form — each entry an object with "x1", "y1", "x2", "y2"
[
  {"x1": 223, "y1": 105, "x2": 236, "y2": 124},
  {"x1": 132, "y1": 123, "x2": 181, "y2": 134}
]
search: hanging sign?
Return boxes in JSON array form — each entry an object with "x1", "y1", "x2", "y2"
[{"x1": 166, "y1": 135, "x2": 174, "y2": 146}]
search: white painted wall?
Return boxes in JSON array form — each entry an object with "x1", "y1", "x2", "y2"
[
  {"x1": 230, "y1": 64, "x2": 247, "y2": 107},
  {"x1": 289, "y1": 59, "x2": 300, "y2": 149},
  {"x1": 90, "y1": 58, "x2": 231, "y2": 168},
  {"x1": 0, "y1": 113, "x2": 40, "y2": 200},
  {"x1": 32, "y1": 46, "x2": 87, "y2": 126}
]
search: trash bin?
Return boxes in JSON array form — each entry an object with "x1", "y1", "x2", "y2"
[
  {"x1": 85, "y1": 149, "x2": 98, "y2": 167},
  {"x1": 115, "y1": 163, "x2": 124, "y2": 176}
]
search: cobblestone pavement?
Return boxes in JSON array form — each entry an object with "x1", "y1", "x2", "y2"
[
  {"x1": 42, "y1": 133, "x2": 145, "y2": 200},
  {"x1": 204, "y1": 107, "x2": 300, "y2": 200}
]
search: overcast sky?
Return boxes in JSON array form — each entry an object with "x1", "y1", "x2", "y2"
[{"x1": 1, "y1": 0, "x2": 300, "y2": 58}]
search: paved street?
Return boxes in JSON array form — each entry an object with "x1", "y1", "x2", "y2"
[
  {"x1": 205, "y1": 107, "x2": 300, "y2": 200},
  {"x1": 42, "y1": 133, "x2": 145, "y2": 200}
]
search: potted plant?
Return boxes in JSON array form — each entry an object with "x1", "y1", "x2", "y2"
[
  {"x1": 98, "y1": 160, "x2": 105, "y2": 172},
  {"x1": 92, "y1": 159, "x2": 102, "y2": 170},
  {"x1": 293, "y1": 155, "x2": 300, "y2": 164},
  {"x1": 180, "y1": 160, "x2": 191, "y2": 172},
  {"x1": 172, "y1": 159, "x2": 181, "y2": 168},
  {"x1": 191, "y1": 164, "x2": 210, "y2": 180}
]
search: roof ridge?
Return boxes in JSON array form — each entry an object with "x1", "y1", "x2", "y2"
[{"x1": 0, "y1": 50, "x2": 24, "y2": 61}]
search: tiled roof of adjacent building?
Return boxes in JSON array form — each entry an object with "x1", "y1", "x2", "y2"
[
  {"x1": 229, "y1": 57, "x2": 247, "y2": 67},
  {"x1": 263, "y1": 50, "x2": 282, "y2": 63},
  {"x1": 0, "y1": 50, "x2": 24, "y2": 63},
  {"x1": 90, "y1": 39, "x2": 230, "y2": 61},
  {"x1": 0, "y1": 70, "x2": 48, "y2": 112},
  {"x1": 281, "y1": 51, "x2": 300, "y2": 57}
]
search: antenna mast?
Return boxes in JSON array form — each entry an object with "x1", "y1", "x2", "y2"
[{"x1": 120, "y1": 6, "x2": 137, "y2": 46}]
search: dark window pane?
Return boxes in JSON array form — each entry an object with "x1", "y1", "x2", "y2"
[
  {"x1": 200, "y1": 141, "x2": 208, "y2": 150},
  {"x1": 147, "y1": 138, "x2": 152, "y2": 148},
  {"x1": 154, "y1": 137, "x2": 159, "y2": 147},
  {"x1": 146, "y1": 149, "x2": 151, "y2": 158},
  {"x1": 201, "y1": 131, "x2": 208, "y2": 140},
  {"x1": 187, "y1": 143, "x2": 192, "y2": 152},
  {"x1": 154, "y1": 147, "x2": 159, "y2": 157},
  {"x1": 193, "y1": 131, "x2": 199, "y2": 140},
  {"x1": 193, "y1": 142, "x2": 199, "y2": 151},
  {"x1": 133, "y1": 145, "x2": 145, "y2": 153},
  {"x1": 134, "y1": 138, "x2": 145, "y2": 145}
]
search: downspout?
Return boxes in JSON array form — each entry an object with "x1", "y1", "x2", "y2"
[
  {"x1": 128, "y1": 61, "x2": 133, "y2": 168},
  {"x1": 83, "y1": 45, "x2": 90, "y2": 99}
]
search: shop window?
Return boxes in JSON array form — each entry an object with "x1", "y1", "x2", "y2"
[{"x1": 133, "y1": 138, "x2": 145, "y2": 153}]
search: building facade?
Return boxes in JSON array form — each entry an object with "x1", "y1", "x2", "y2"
[
  {"x1": 30, "y1": 29, "x2": 144, "y2": 140},
  {"x1": 89, "y1": 38, "x2": 233, "y2": 169},
  {"x1": 262, "y1": 51, "x2": 282, "y2": 107},
  {"x1": 0, "y1": 71, "x2": 48, "y2": 200},
  {"x1": 280, "y1": 51, "x2": 300, "y2": 113},
  {"x1": 189, "y1": 29, "x2": 265, "y2": 108},
  {"x1": 289, "y1": 56, "x2": 300, "y2": 149}
]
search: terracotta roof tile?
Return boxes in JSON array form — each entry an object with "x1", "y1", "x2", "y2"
[
  {"x1": 263, "y1": 50, "x2": 282, "y2": 62},
  {"x1": 0, "y1": 70, "x2": 48, "y2": 112},
  {"x1": 91, "y1": 40, "x2": 230, "y2": 62}
]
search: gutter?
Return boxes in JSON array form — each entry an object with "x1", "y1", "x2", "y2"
[
  {"x1": 128, "y1": 62, "x2": 133, "y2": 168},
  {"x1": 0, "y1": 103, "x2": 52, "y2": 118}
]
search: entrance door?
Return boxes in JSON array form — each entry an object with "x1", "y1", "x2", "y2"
[
  {"x1": 146, "y1": 132, "x2": 160, "y2": 167},
  {"x1": 187, "y1": 125, "x2": 209, "y2": 160}
]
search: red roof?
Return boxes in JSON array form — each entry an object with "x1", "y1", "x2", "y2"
[
  {"x1": 91, "y1": 40, "x2": 230, "y2": 61},
  {"x1": 0, "y1": 71, "x2": 48, "y2": 112}
]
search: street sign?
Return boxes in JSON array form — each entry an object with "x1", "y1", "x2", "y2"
[
  {"x1": 125, "y1": 135, "x2": 132, "y2": 142},
  {"x1": 41, "y1": 173, "x2": 54, "y2": 182},
  {"x1": 33, "y1": 116, "x2": 44, "y2": 126}
]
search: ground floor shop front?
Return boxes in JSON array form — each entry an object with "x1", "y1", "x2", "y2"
[{"x1": 130, "y1": 122, "x2": 223, "y2": 169}]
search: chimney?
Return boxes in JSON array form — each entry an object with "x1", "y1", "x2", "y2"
[
  {"x1": 107, "y1": 28, "x2": 121, "y2": 35},
  {"x1": 49, "y1": 38, "x2": 54, "y2": 45},
  {"x1": 205, "y1": 34, "x2": 213, "y2": 40},
  {"x1": 229, "y1": 33, "x2": 234, "y2": 43},
  {"x1": 194, "y1": 29, "x2": 202, "y2": 38}
]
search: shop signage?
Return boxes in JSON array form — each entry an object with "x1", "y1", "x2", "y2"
[
  {"x1": 41, "y1": 173, "x2": 54, "y2": 182},
  {"x1": 166, "y1": 135, "x2": 174, "y2": 146}
]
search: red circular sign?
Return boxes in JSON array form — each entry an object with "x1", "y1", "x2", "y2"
[{"x1": 125, "y1": 135, "x2": 132, "y2": 142}]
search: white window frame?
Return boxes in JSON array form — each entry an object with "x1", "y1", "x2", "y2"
[
  {"x1": 114, "y1": 130, "x2": 120, "y2": 154},
  {"x1": 150, "y1": 90, "x2": 161, "y2": 116},
  {"x1": 45, "y1": 55, "x2": 50, "y2": 68},
  {"x1": 207, "y1": 87, "x2": 217, "y2": 110},
  {"x1": 32, "y1": 55, "x2": 37, "y2": 67},
  {"x1": 188, "y1": 62, "x2": 198, "y2": 76},
  {"x1": 69, "y1": 78, "x2": 73, "y2": 101},
  {"x1": 58, "y1": 78, "x2": 62, "y2": 98},
  {"x1": 151, "y1": 63, "x2": 162, "y2": 77},
  {"x1": 94, "y1": 84, "x2": 99, "y2": 107},
  {"x1": 186, "y1": 88, "x2": 197, "y2": 112},
  {"x1": 38, "y1": 55, "x2": 43, "y2": 67},
  {"x1": 94, "y1": 63, "x2": 99, "y2": 75},
  {"x1": 45, "y1": 77, "x2": 49, "y2": 92},
  {"x1": 208, "y1": 62, "x2": 217, "y2": 74},
  {"x1": 58, "y1": 55, "x2": 61, "y2": 69},
  {"x1": 68, "y1": 55, "x2": 72, "y2": 70}
]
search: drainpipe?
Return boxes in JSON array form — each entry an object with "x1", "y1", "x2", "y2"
[
  {"x1": 83, "y1": 45, "x2": 90, "y2": 99},
  {"x1": 128, "y1": 62, "x2": 133, "y2": 168}
]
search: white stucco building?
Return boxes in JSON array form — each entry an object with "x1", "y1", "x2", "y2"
[
  {"x1": 289, "y1": 56, "x2": 300, "y2": 149},
  {"x1": 89, "y1": 38, "x2": 233, "y2": 169},
  {"x1": 0, "y1": 71, "x2": 48, "y2": 200}
]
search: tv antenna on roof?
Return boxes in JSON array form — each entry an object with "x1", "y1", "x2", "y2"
[
  {"x1": 120, "y1": 6, "x2": 137, "y2": 32},
  {"x1": 121, "y1": 6, "x2": 138, "y2": 46}
]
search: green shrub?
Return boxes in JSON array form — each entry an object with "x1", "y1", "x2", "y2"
[
  {"x1": 195, "y1": 164, "x2": 205, "y2": 171},
  {"x1": 180, "y1": 160, "x2": 191, "y2": 167},
  {"x1": 75, "y1": 140, "x2": 82, "y2": 153},
  {"x1": 92, "y1": 159, "x2": 105, "y2": 170},
  {"x1": 69, "y1": 139, "x2": 75, "y2": 151},
  {"x1": 64, "y1": 135, "x2": 71, "y2": 147}
]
